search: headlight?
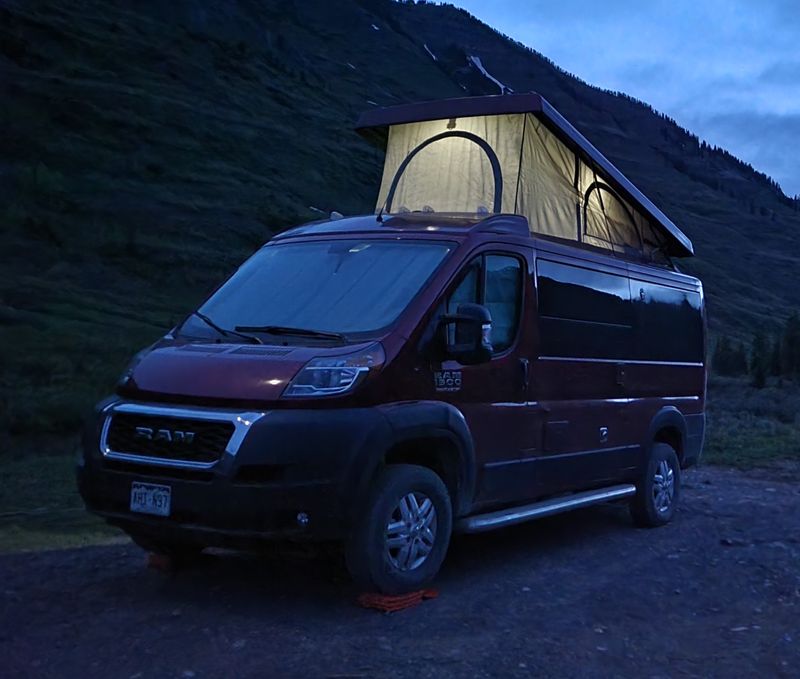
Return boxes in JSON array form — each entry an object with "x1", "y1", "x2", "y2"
[{"x1": 283, "y1": 344, "x2": 385, "y2": 398}]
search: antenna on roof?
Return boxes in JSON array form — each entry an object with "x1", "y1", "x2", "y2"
[{"x1": 376, "y1": 204, "x2": 384, "y2": 223}]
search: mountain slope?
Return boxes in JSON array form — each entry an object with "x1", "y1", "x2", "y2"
[{"x1": 1, "y1": 0, "x2": 798, "y2": 444}]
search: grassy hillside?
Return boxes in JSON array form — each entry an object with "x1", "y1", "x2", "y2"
[
  {"x1": 0, "y1": 0, "x2": 462, "y2": 447},
  {"x1": 1, "y1": 0, "x2": 799, "y2": 455}
]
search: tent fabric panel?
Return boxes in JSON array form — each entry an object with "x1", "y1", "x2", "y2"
[
  {"x1": 538, "y1": 98, "x2": 693, "y2": 256},
  {"x1": 357, "y1": 95, "x2": 693, "y2": 257},
  {"x1": 375, "y1": 114, "x2": 525, "y2": 215},
  {"x1": 516, "y1": 114, "x2": 580, "y2": 241},
  {"x1": 389, "y1": 135, "x2": 497, "y2": 214},
  {"x1": 373, "y1": 106, "x2": 680, "y2": 263}
]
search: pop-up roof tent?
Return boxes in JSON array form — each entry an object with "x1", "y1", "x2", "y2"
[{"x1": 356, "y1": 94, "x2": 694, "y2": 260}]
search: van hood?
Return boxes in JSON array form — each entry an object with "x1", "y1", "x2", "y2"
[{"x1": 124, "y1": 340, "x2": 377, "y2": 402}]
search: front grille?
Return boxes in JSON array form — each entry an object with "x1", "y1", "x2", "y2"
[{"x1": 105, "y1": 412, "x2": 234, "y2": 464}]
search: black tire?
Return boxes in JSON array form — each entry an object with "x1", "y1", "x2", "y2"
[
  {"x1": 345, "y1": 464, "x2": 453, "y2": 594},
  {"x1": 630, "y1": 442, "x2": 681, "y2": 527},
  {"x1": 128, "y1": 532, "x2": 204, "y2": 565}
]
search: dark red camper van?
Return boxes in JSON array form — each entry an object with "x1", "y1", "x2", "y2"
[{"x1": 78, "y1": 95, "x2": 706, "y2": 593}]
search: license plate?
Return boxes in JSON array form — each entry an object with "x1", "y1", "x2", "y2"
[{"x1": 130, "y1": 482, "x2": 171, "y2": 517}]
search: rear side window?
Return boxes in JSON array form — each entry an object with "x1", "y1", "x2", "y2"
[
  {"x1": 446, "y1": 254, "x2": 523, "y2": 354},
  {"x1": 632, "y1": 280, "x2": 703, "y2": 362},
  {"x1": 536, "y1": 259, "x2": 632, "y2": 359}
]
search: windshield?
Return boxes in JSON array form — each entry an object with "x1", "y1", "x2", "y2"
[{"x1": 181, "y1": 239, "x2": 453, "y2": 340}]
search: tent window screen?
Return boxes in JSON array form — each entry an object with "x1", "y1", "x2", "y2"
[{"x1": 583, "y1": 183, "x2": 643, "y2": 254}]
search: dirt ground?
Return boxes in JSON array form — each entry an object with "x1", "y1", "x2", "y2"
[{"x1": 2, "y1": 466, "x2": 798, "y2": 679}]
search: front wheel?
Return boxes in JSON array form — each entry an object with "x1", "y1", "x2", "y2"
[
  {"x1": 630, "y1": 442, "x2": 681, "y2": 527},
  {"x1": 345, "y1": 464, "x2": 453, "y2": 594}
]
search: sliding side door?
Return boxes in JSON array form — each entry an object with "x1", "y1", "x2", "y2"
[{"x1": 531, "y1": 248, "x2": 640, "y2": 493}]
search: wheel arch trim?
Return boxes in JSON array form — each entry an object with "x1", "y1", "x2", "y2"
[
  {"x1": 645, "y1": 406, "x2": 687, "y2": 463},
  {"x1": 352, "y1": 401, "x2": 477, "y2": 517}
]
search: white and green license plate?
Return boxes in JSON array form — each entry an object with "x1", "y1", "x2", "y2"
[{"x1": 130, "y1": 482, "x2": 171, "y2": 517}]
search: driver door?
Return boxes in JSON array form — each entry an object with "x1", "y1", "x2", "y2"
[{"x1": 425, "y1": 248, "x2": 539, "y2": 508}]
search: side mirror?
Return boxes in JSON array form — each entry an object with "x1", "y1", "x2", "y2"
[{"x1": 441, "y1": 303, "x2": 493, "y2": 365}]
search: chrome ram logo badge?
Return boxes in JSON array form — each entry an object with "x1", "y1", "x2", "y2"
[{"x1": 134, "y1": 426, "x2": 195, "y2": 445}]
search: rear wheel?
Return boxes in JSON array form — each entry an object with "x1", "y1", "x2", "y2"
[
  {"x1": 630, "y1": 442, "x2": 681, "y2": 527},
  {"x1": 345, "y1": 464, "x2": 453, "y2": 594}
]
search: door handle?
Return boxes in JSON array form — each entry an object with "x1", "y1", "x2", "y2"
[
  {"x1": 615, "y1": 363, "x2": 626, "y2": 387},
  {"x1": 520, "y1": 358, "x2": 530, "y2": 392}
]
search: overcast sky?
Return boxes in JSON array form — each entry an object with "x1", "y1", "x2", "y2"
[{"x1": 453, "y1": 0, "x2": 800, "y2": 197}]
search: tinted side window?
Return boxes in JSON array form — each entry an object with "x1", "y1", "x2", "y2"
[
  {"x1": 485, "y1": 255, "x2": 522, "y2": 352},
  {"x1": 632, "y1": 281, "x2": 703, "y2": 362},
  {"x1": 537, "y1": 259, "x2": 632, "y2": 359},
  {"x1": 446, "y1": 254, "x2": 523, "y2": 355},
  {"x1": 446, "y1": 260, "x2": 480, "y2": 315}
]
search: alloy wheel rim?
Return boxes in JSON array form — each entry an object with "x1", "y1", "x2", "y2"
[
  {"x1": 652, "y1": 459, "x2": 675, "y2": 513},
  {"x1": 385, "y1": 491, "x2": 437, "y2": 571}
]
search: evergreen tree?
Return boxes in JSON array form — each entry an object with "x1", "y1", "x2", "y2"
[
  {"x1": 769, "y1": 336, "x2": 782, "y2": 376},
  {"x1": 732, "y1": 341, "x2": 748, "y2": 376},
  {"x1": 712, "y1": 336, "x2": 733, "y2": 375},
  {"x1": 713, "y1": 336, "x2": 749, "y2": 377},
  {"x1": 781, "y1": 312, "x2": 800, "y2": 378},
  {"x1": 750, "y1": 331, "x2": 768, "y2": 388}
]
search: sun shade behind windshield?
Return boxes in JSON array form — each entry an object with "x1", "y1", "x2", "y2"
[{"x1": 193, "y1": 240, "x2": 452, "y2": 337}]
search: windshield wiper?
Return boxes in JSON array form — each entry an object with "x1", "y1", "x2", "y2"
[
  {"x1": 234, "y1": 325, "x2": 346, "y2": 342},
  {"x1": 191, "y1": 311, "x2": 262, "y2": 344}
]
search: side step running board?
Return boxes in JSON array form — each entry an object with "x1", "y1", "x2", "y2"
[{"x1": 456, "y1": 484, "x2": 637, "y2": 534}]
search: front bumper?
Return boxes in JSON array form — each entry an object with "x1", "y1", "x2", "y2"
[{"x1": 77, "y1": 399, "x2": 392, "y2": 546}]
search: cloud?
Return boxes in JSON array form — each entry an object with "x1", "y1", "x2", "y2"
[{"x1": 760, "y1": 62, "x2": 800, "y2": 86}]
